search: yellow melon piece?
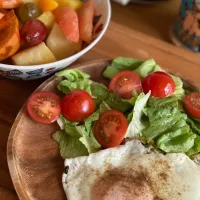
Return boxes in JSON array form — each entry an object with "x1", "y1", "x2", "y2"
[
  {"x1": 37, "y1": 11, "x2": 55, "y2": 30},
  {"x1": 56, "y1": 0, "x2": 83, "y2": 10},
  {"x1": 22, "y1": 0, "x2": 38, "y2": 4},
  {"x1": 12, "y1": 42, "x2": 56, "y2": 65},
  {"x1": 46, "y1": 23, "x2": 82, "y2": 60}
]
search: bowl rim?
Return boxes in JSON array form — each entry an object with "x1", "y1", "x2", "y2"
[{"x1": 0, "y1": 0, "x2": 111, "y2": 70}]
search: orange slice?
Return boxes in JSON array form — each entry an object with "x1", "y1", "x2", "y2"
[{"x1": 38, "y1": 0, "x2": 58, "y2": 12}]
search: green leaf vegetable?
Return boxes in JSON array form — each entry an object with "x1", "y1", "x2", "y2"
[
  {"x1": 103, "y1": 57, "x2": 143, "y2": 78},
  {"x1": 54, "y1": 68, "x2": 138, "y2": 158},
  {"x1": 141, "y1": 96, "x2": 196, "y2": 153},
  {"x1": 187, "y1": 135, "x2": 200, "y2": 156},
  {"x1": 52, "y1": 130, "x2": 88, "y2": 158},
  {"x1": 103, "y1": 57, "x2": 184, "y2": 99},
  {"x1": 53, "y1": 57, "x2": 200, "y2": 159},
  {"x1": 54, "y1": 102, "x2": 112, "y2": 159},
  {"x1": 125, "y1": 92, "x2": 151, "y2": 138}
]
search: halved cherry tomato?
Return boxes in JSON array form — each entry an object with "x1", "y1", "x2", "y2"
[
  {"x1": 27, "y1": 91, "x2": 61, "y2": 124},
  {"x1": 61, "y1": 90, "x2": 95, "y2": 122},
  {"x1": 142, "y1": 71, "x2": 175, "y2": 98},
  {"x1": 109, "y1": 70, "x2": 142, "y2": 99},
  {"x1": 53, "y1": 7, "x2": 79, "y2": 43},
  {"x1": 93, "y1": 110, "x2": 128, "y2": 148},
  {"x1": 184, "y1": 92, "x2": 200, "y2": 119},
  {"x1": 78, "y1": 0, "x2": 94, "y2": 43}
]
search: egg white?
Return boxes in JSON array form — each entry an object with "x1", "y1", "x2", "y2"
[{"x1": 62, "y1": 140, "x2": 200, "y2": 200}]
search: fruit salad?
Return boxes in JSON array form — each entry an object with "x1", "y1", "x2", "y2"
[{"x1": 0, "y1": 0, "x2": 103, "y2": 65}]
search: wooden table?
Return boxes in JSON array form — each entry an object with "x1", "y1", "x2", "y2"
[
  {"x1": 1, "y1": 1, "x2": 199, "y2": 199},
  {"x1": 111, "y1": 0, "x2": 181, "y2": 42}
]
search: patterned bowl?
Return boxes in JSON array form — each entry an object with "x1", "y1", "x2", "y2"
[{"x1": 0, "y1": 0, "x2": 111, "y2": 80}]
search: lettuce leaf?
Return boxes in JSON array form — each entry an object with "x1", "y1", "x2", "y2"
[
  {"x1": 53, "y1": 101, "x2": 111, "y2": 158},
  {"x1": 84, "y1": 101, "x2": 111, "y2": 134},
  {"x1": 53, "y1": 121, "x2": 101, "y2": 158},
  {"x1": 54, "y1": 64, "x2": 188, "y2": 157},
  {"x1": 103, "y1": 57, "x2": 184, "y2": 99},
  {"x1": 111, "y1": 57, "x2": 143, "y2": 70},
  {"x1": 147, "y1": 96, "x2": 179, "y2": 107},
  {"x1": 143, "y1": 96, "x2": 186, "y2": 140},
  {"x1": 57, "y1": 79, "x2": 92, "y2": 95},
  {"x1": 91, "y1": 82, "x2": 109, "y2": 105},
  {"x1": 142, "y1": 113, "x2": 184, "y2": 140},
  {"x1": 157, "y1": 127, "x2": 196, "y2": 153},
  {"x1": 56, "y1": 69, "x2": 90, "y2": 80},
  {"x1": 56, "y1": 69, "x2": 133, "y2": 112},
  {"x1": 79, "y1": 132, "x2": 101, "y2": 154},
  {"x1": 171, "y1": 75, "x2": 185, "y2": 99},
  {"x1": 125, "y1": 92, "x2": 151, "y2": 138},
  {"x1": 187, "y1": 135, "x2": 200, "y2": 156},
  {"x1": 187, "y1": 117, "x2": 200, "y2": 135},
  {"x1": 147, "y1": 97, "x2": 179, "y2": 124},
  {"x1": 134, "y1": 59, "x2": 161, "y2": 78},
  {"x1": 103, "y1": 92, "x2": 131, "y2": 113},
  {"x1": 103, "y1": 57, "x2": 143, "y2": 79},
  {"x1": 52, "y1": 131, "x2": 88, "y2": 159},
  {"x1": 56, "y1": 115, "x2": 81, "y2": 137},
  {"x1": 142, "y1": 95, "x2": 197, "y2": 153}
]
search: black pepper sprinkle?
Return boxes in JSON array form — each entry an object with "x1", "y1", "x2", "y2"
[{"x1": 64, "y1": 166, "x2": 69, "y2": 174}]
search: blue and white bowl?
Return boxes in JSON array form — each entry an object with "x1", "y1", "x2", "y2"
[{"x1": 0, "y1": 0, "x2": 111, "y2": 80}]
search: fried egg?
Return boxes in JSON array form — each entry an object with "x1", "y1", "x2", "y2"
[{"x1": 62, "y1": 140, "x2": 200, "y2": 200}]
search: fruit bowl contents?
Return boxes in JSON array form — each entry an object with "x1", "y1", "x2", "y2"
[{"x1": 0, "y1": 0, "x2": 105, "y2": 66}]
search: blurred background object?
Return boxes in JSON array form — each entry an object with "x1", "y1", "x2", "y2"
[
  {"x1": 111, "y1": 0, "x2": 180, "y2": 43},
  {"x1": 170, "y1": 0, "x2": 200, "y2": 52}
]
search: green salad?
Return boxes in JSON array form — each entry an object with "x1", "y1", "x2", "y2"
[{"x1": 27, "y1": 57, "x2": 200, "y2": 159}]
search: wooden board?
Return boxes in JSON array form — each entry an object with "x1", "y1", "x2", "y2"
[
  {"x1": 6, "y1": 57, "x2": 200, "y2": 200},
  {"x1": 2, "y1": 17, "x2": 200, "y2": 199}
]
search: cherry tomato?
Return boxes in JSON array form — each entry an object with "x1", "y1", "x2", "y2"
[
  {"x1": 61, "y1": 90, "x2": 95, "y2": 122},
  {"x1": 109, "y1": 70, "x2": 142, "y2": 99},
  {"x1": 184, "y1": 92, "x2": 200, "y2": 119},
  {"x1": 27, "y1": 91, "x2": 61, "y2": 124},
  {"x1": 142, "y1": 71, "x2": 175, "y2": 98},
  {"x1": 20, "y1": 19, "x2": 47, "y2": 46},
  {"x1": 93, "y1": 110, "x2": 128, "y2": 148}
]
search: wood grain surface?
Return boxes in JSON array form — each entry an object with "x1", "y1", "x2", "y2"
[
  {"x1": 7, "y1": 57, "x2": 200, "y2": 200},
  {"x1": 1, "y1": 1, "x2": 199, "y2": 199}
]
